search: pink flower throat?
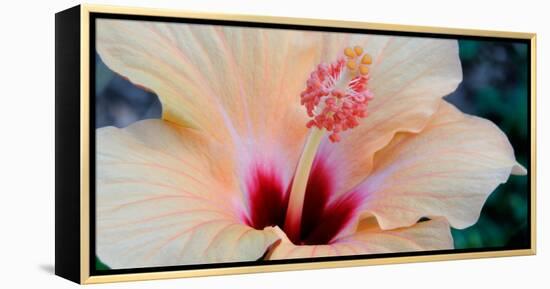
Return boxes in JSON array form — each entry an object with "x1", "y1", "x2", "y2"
[
  {"x1": 244, "y1": 157, "x2": 364, "y2": 245},
  {"x1": 244, "y1": 46, "x2": 373, "y2": 245}
]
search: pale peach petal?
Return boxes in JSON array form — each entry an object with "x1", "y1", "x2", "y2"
[
  {"x1": 97, "y1": 22, "x2": 464, "y2": 200},
  {"x1": 96, "y1": 19, "x2": 313, "y2": 158},
  {"x1": 512, "y1": 162, "x2": 528, "y2": 175},
  {"x1": 357, "y1": 101, "x2": 526, "y2": 230},
  {"x1": 96, "y1": 19, "x2": 321, "y2": 197},
  {"x1": 316, "y1": 35, "x2": 463, "y2": 198},
  {"x1": 267, "y1": 218, "x2": 452, "y2": 259},
  {"x1": 96, "y1": 120, "x2": 278, "y2": 268}
]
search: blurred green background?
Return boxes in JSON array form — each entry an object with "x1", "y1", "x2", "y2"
[{"x1": 94, "y1": 38, "x2": 530, "y2": 269}]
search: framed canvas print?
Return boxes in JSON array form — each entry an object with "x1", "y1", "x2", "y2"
[{"x1": 55, "y1": 4, "x2": 536, "y2": 284}]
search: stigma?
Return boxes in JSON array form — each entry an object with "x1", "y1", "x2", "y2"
[{"x1": 300, "y1": 46, "x2": 374, "y2": 142}]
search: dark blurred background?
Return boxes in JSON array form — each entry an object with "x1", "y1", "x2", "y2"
[{"x1": 95, "y1": 39, "x2": 530, "y2": 251}]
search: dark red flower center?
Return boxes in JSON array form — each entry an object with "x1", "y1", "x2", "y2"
[{"x1": 244, "y1": 156, "x2": 362, "y2": 245}]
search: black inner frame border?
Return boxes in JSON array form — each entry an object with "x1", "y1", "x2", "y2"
[{"x1": 89, "y1": 12, "x2": 532, "y2": 276}]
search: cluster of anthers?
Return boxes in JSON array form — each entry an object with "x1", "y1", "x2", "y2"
[{"x1": 300, "y1": 46, "x2": 374, "y2": 142}]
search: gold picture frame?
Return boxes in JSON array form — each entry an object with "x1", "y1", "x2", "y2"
[{"x1": 55, "y1": 4, "x2": 536, "y2": 284}]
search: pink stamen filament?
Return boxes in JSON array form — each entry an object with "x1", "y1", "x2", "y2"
[
  {"x1": 283, "y1": 46, "x2": 374, "y2": 243},
  {"x1": 283, "y1": 127, "x2": 325, "y2": 242},
  {"x1": 300, "y1": 53, "x2": 373, "y2": 143}
]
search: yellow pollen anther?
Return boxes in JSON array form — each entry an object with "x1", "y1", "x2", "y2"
[
  {"x1": 344, "y1": 47, "x2": 356, "y2": 58},
  {"x1": 359, "y1": 64, "x2": 369, "y2": 75},
  {"x1": 354, "y1": 46, "x2": 364, "y2": 56},
  {"x1": 361, "y1": 53, "x2": 372, "y2": 65},
  {"x1": 347, "y1": 60, "x2": 357, "y2": 70}
]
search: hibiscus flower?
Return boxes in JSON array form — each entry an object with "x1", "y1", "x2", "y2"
[{"x1": 95, "y1": 19, "x2": 526, "y2": 269}]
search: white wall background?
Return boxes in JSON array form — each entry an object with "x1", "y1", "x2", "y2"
[{"x1": 0, "y1": 0, "x2": 546, "y2": 287}]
